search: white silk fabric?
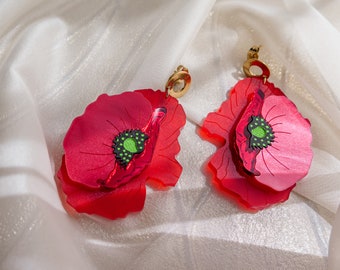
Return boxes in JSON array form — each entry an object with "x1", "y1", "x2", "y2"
[{"x1": 1, "y1": 0, "x2": 339, "y2": 269}]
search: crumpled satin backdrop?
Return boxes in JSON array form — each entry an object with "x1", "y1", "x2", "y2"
[{"x1": 0, "y1": 0, "x2": 339, "y2": 269}]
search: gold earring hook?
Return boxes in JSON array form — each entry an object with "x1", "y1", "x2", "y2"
[
  {"x1": 165, "y1": 65, "x2": 191, "y2": 98},
  {"x1": 243, "y1": 46, "x2": 270, "y2": 82}
]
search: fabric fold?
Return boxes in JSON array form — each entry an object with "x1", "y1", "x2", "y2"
[{"x1": 0, "y1": 0, "x2": 338, "y2": 269}]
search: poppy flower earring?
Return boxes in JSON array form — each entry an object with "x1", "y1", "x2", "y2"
[
  {"x1": 200, "y1": 46, "x2": 313, "y2": 210},
  {"x1": 57, "y1": 65, "x2": 191, "y2": 220}
]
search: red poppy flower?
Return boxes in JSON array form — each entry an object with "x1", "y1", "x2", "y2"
[
  {"x1": 57, "y1": 89, "x2": 185, "y2": 219},
  {"x1": 200, "y1": 78, "x2": 313, "y2": 210}
]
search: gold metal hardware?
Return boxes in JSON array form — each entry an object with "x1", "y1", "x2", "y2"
[
  {"x1": 243, "y1": 46, "x2": 270, "y2": 81},
  {"x1": 165, "y1": 65, "x2": 191, "y2": 98}
]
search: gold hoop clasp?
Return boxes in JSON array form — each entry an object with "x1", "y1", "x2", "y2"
[
  {"x1": 243, "y1": 46, "x2": 270, "y2": 81},
  {"x1": 165, "y1": 65, "x2": 191, "y2": 98}
]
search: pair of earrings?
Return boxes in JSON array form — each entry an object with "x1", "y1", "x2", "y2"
[{"x1": 57, "y1": 46, "x2": 313, "y2": 220}]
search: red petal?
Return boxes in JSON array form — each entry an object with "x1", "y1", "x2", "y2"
[
  {"x1": 201, "y1": 78, "x2": 283, "y2": 145},
  {"x1": 209, "y1": 144, "x2": 294, "y2": 210},
  {"x1": 58, "y1": 89, "x2": 186, "y2": 219},
  {"x1": 63, "y1": 92, "x2": 153, "y2": 188},
  {"x1": 254, "y1": 95, "x2": 313, "y2": 191},
  {"x1": 235, "y1": 90, "x2": 264, "y2": 174},
  {"x1": 137, "y1": 89, "x2": 186, "y2": 186},
  {"x1": 103, "y1": 106, "x2": 166, "y2": 189},
  {"x1": 200, "y1": 78, "x2": 296, "y2": 209},
  {"x1": 58, "y1": 156, "x2": 146, "y2": 220}
]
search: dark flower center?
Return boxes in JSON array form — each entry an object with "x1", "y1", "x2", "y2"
[
  {"x1": 113, "y1": 130, "x2": 149, "y2": 167},
  {"x1": 247, "y1": 115, "x2": 274, "y2": 149}
]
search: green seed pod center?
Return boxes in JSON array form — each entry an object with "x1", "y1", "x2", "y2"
[
  {"x1": 247, "y1": 116, "x2": 275, "y2": 149},
  {"x1": 113, "y1": 129, "x2": 148, "y2": 167}
]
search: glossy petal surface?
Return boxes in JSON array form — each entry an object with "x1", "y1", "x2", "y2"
[
  {"x1": 58, "y1": 157, "x2": 146, "y2": 219},
  {"x1": 64, "y1": 92, "x2": 152, "y2": 188},
  {"x1": 254, "y1": 95, "x2": 313, "y2": 191},
  {"x1": 201, "y1": 78, "x2": 312, "y2": 210},
  {"x1": 58, "y1": 89, "x2": 185, "y2": 219}
]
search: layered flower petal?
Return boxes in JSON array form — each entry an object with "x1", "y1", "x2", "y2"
[
  {"x1": 208, "y1": 136, "x2": 294, "y2": 210},
  {"x1": 253, "y1": 95, "x2": 313, "y2": 191},
  {"x1": 58, "y1": 157, "x2": 146, "y2": 220},
  {"x1": 201, "y1": 77, "x2": 312, "y2": 210},
  {"x1": 137, "y1": 89, "x2": 186, "y2": 187},
  {"x1": 201, "y1": 78, "x2": 283, "y2": 145},
  {"x1": 235, "y1": 90, "x2": 264, "y2": 174},
  {"x1": 63, "y1": 92, "x2": 153, "y2": 189},
  {"x1": 57, "y1": 89, "x2": 186, "y2": 219}
]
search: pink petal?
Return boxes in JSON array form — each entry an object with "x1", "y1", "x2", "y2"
[
  {"x1": 254, "y1": 95, "x2": 313, "y2": 191},
  {"x1": 64, "y1": 92, "x2": 153, "y2": 189}
]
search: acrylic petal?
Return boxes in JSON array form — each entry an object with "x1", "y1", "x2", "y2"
[
  {"x1": 209, "y1": 144, "x2": 295, "y2": 210},
  {"x1": 254, "y1": 95, "x2": 313, "y2": 191},
  {"x1": 137, "y1": 89, "x2": 186, "y2": 186},
  {"x1": 102, "y1": 107, "x2": 166, "y2": 189},
  {"x1": 58, "y1": 156, "x2": 146, "y2": 220},
  {"x1": 200, "y1": 78, "x2": 296, "y2": 210},
  {"x1": 63, "y1": 92, "x2": 153, "y2": 189},
  {"x1": 235, "y1": 90, "x2": 265, "y2": 174},
  {"x1": 201, "y1": 78, "x2": 283, "y2": 145},
  {"x1": 58, "y1": 89, "x2": 186, "y2": 219}
]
